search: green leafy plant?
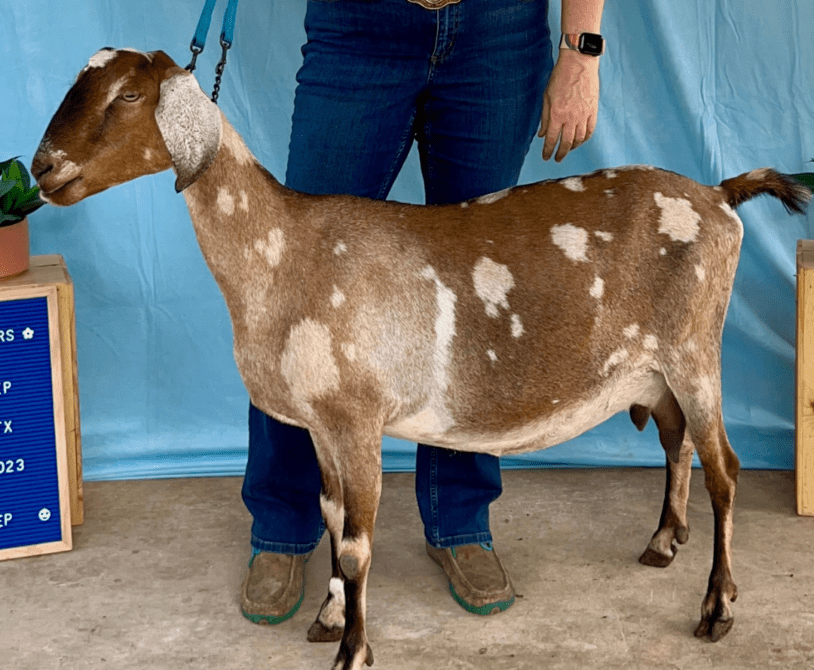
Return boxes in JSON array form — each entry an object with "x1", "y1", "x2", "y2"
[
  {"x1": 793, "y1": 159, "x2": 814, "y2": 194},
  {"x1": 1, "y1": 157, "x2": 44, "y2": 228}
]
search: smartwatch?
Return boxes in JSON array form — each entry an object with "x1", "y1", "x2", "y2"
[{"x1": 559, "y1": 33, "x2": 605, "y2": 57}]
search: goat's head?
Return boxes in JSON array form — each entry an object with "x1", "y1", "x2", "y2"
[{"x1": 32, "y1": 48, "x2": 222, "y2": 205}]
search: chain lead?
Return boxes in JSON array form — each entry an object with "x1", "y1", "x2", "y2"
[{"x1": 211, "y1": 39, "x2": 231, "y2": 104}]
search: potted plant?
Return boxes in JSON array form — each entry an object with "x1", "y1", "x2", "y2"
[{"x1": 0, "y1": 157, "x2": 44, "y2": 279}]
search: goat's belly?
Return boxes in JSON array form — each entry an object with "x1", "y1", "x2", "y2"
[{"x1": 384, "y1": 369, "x2": 668, "y2": 456}]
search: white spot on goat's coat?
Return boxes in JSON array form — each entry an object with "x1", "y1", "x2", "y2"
[
  {"x1": 643, "y1": 335, "x2": 659, "y2": 351},
  {"x1": 561, "y1": 177, "x2": 586, "y2": 192},
  {"x1": 590, "y1": 276, "x2": 604, "y2": 300},
  {"x1": 217, "y1": 187, "x2": 235, "y2": 216},
  {"x1": 511, "y1": 314, "x2": 524, "y2": 338},
  {"x1": 602, "y1": 347, "x2": 630, "y2": 376},
  {"x1": 331, "y1": 286, "x2": 346, "y2": 308},
  {"x1": 280, "y1": 319, "x2": 340, "y2": 402},
  {"x1": 594, "y1": 231, "x2": 614, "y2": 242},
  {"x1": 551, "y1": 224, "x2": 589, "y2": 262},
  {"x1": 473, "y1": 257, "x2": 515, "y2": 318},
  {"x1": 254, "y1": 229, "x2": 285, "y2": 267},
  {"x1": 239, "y1": 191, "x2": 249, "y2": 213},
  {"x1": 654, "y1": 192, "x2": 701, "y2": 243},
  {"x1": 624, "y1": 324, "x2": 640, "y2": 339},
  {"x1": 476, "y1": 188, "x2": 511, "y2": 204},
  {"x1": 334, "y1": 241, "x2": 347, "y2": 255},
  {"x1": 487, "y1": 349, "x2": 498, "y2": 362},
  {"x1": 695, "y1": 264, "x2": 706, "y2": 282}
]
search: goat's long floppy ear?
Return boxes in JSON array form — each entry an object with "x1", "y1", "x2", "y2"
[{"x1": 155, "y1": 70, "x2": 222, "y2": 192}]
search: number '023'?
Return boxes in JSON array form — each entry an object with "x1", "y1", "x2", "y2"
[{"x1": 0, "y1": 459, "x2": 25, "y2": 474}]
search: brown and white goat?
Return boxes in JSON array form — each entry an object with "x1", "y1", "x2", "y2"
[{"x1": 32, "y1": 49, "x2": 810, "y2": 670}]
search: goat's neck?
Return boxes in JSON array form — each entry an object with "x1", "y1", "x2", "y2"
[{"x1": 180, "y1": 117, "x2": 291, "y2": 296}]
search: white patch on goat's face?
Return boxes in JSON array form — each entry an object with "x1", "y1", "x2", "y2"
[
  {"x1": 51, "y1": 160, "x2": 81, "y2": 184},
  {"x1": 594, "y1": 230, "x2": 614, "y2": 242},
  {"x1": 604, "y1": 169, "x2": 618, "y2": 179},
  {"x1": 654, "y1": 192, "x2": 701, "y2": 243},
  {"x1": 602, "y1": 347, "x2": 630, "y2": 376},
  {"x1": 239, "y1": 190, "x2": 249, "y2": 213},
  {"x1": 561, "y1": 177, "x2": 586, "y2": 192},
  {"x1": 217, "y1": 187, "x2": 235, "y2": 216},
  {"x1": 643, "y1": 335, "x2": 659, "y2": 351},
  {"x1": 330, "y1": 286, "x2": 346, "y2": 308},
  {"x1": 280, "y1": 319, "x2": 340, "y2": 402},
  {"x1": 590, "y1": 276, "x2": 604, "y2": 300},
  {"x1": 511, "y1": 314, "x2": 524, "y2": 338},
  {"x1": 695, "y1": 264, "x2": 706, "y2": 282},
  {"x1": 86, "y1": 49, "x2": 117, "y2": 70},
  {"x1": 472, "y1": 257, "x2": 514, "y2": 317},
  {"x1": 551, "y1": 224, "x2": 589, "y2": 262},
  {"x1": 254, "y1": 229, "x2": 285, "y2": 267},
  {"x1": 334, "y1": 241, "x2": 347, "y2": 255},
  {"x1": 624, "y1": 323, "x2": 640, "y2": 339},
  {"x1": 476, "y1": 188, "x2": 511, "y2": 204},
  {"x1": 487, "y1": 349, "x2": 498, "y2": 363}
]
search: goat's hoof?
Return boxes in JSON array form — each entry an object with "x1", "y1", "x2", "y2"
[
  {"x1": 694, "y1": 613, "x2": 734, "y2": 642},
  {"x1": 675, "y1": 525, "x2": 690, "y2": 544},
  {"x1": 333, "y1": 643, "x2": 374, "y2": 669},
  {"x1": 307, "y1": 620, "x2": 343, "y2": 643},
  {"x1": 639, "y1": 544, "x2": 676, "y2": 568}
]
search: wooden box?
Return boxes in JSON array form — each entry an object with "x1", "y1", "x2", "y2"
[
  {"x1": 796, "y1": 240, "x2": 814, "y2": 516},
  {"x1": 0, "y1": 255, "x2": 83, "y2": 558}
]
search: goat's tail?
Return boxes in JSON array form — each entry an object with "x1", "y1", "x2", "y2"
[{"x1": 720, "y1": 168, "x2": 811, "y2": 215}]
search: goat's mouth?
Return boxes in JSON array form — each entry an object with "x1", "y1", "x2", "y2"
[{"x1": 38, "y1": 175, "x2": 86, "y2": 206}]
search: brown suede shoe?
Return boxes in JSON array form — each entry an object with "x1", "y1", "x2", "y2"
[
  {"x1": 426, "y1": 541, "x2": 515, "y2": 615},
  {"x1": 241, "y1": 551, "x2": 311, "y2": 625}
]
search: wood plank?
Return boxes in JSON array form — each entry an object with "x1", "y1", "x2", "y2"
[{"x1": 796, "y1": 240, "x2": 814, "y2": 515}]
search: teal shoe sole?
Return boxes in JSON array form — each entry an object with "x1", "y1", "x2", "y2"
[{"x1": 449, "y1": 583, "x2": 515, "y2": 616}]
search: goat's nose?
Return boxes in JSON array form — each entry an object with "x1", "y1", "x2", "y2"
[{"x1": 30, "y1": 153, "x2": 54, "y2": 183}]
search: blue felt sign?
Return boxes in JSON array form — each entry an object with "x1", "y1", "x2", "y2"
[{"x1": 0, "y1": 296, "x2": 65, "y2": 552}]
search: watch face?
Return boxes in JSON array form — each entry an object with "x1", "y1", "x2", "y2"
[{"x1": 579, "y1": 33, "x2": 604, "y2": 56}]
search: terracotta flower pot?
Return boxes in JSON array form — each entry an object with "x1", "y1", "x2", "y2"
[{"x1": 0, "y1": 217, "x2": 30, "y2": 279}]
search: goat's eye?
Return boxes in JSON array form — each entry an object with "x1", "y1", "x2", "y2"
[{"x1": 121, "y1": 91, "x2": 140, "y2": 102}]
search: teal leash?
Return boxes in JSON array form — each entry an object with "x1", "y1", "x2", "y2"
[{"x1": 185, "y1": 0, "x2": 239, "y2": 104}]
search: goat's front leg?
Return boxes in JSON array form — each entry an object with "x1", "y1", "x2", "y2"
[
  {"x1": 640, "y1": 433, "x2": 694, "y2": 568},
  {"x1": 310, "y1": 421, "x2": 382, "y2": 670}
]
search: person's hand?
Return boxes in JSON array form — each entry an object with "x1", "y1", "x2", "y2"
[{"x1": 538, "y1": 50, "x2": 600, "y2": 162}]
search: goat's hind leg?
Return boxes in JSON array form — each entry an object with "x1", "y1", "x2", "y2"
[
  {"x1": 670, "y1": 381, "x2": 739, "y2": 641},
  {"x1": 309, "y1": 423, "x2": 381, "y2": 670},
  {"x1": 632, "y1": 392, "x2": 693, "y2": 568}
]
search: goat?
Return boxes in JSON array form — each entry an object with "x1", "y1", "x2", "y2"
[{"x1": 32, "y1": 49, "x2": 810, "y2": 670}]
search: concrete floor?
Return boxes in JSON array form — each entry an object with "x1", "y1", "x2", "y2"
[{"x1": 2, "y1": 468, "x2": 813, "y2": 669}]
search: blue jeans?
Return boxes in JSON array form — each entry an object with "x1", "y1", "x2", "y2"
[{"x1": 242, "y1": 0, "x2": 553, "y2": 554}]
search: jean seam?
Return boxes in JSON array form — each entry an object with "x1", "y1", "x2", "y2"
[
  {"x1": 426, "y1": 531, "x2": 494, "y2": 549},
  {"x1": 429, "y1": 447, "x2": 439, "y2": 544}
]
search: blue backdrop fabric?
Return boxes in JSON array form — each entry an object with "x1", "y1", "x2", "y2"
[{"x1": 2, "y1": 1, "x2": 812, "y2": 481}]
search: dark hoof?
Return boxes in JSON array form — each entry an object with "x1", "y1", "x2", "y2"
[
  {"x1": 307, "y1": 620, "x2": 343, "y2": 643},
  {"x1": 694, "y1": 614, "x2": 734, "y2": 642},
  {"x1": 333, "y1": 643, "x2": 374, "y2": 669},
  {"x1": 340, "y1": 554, "x2": 360, "y2": 580},
  {"x1": 675, "y1": 526, "x2": 690, "y2": 545},
  {"x1": 639, "y1": 545, "x2": 676, "y2": 568}
]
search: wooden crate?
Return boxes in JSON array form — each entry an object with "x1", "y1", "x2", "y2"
[
  {"x1": 796, "y1": 240, "x2": 814, "y2": 516},
  {"x1": 0, "y1": 255, "x2": 83, "y2": 527}
]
